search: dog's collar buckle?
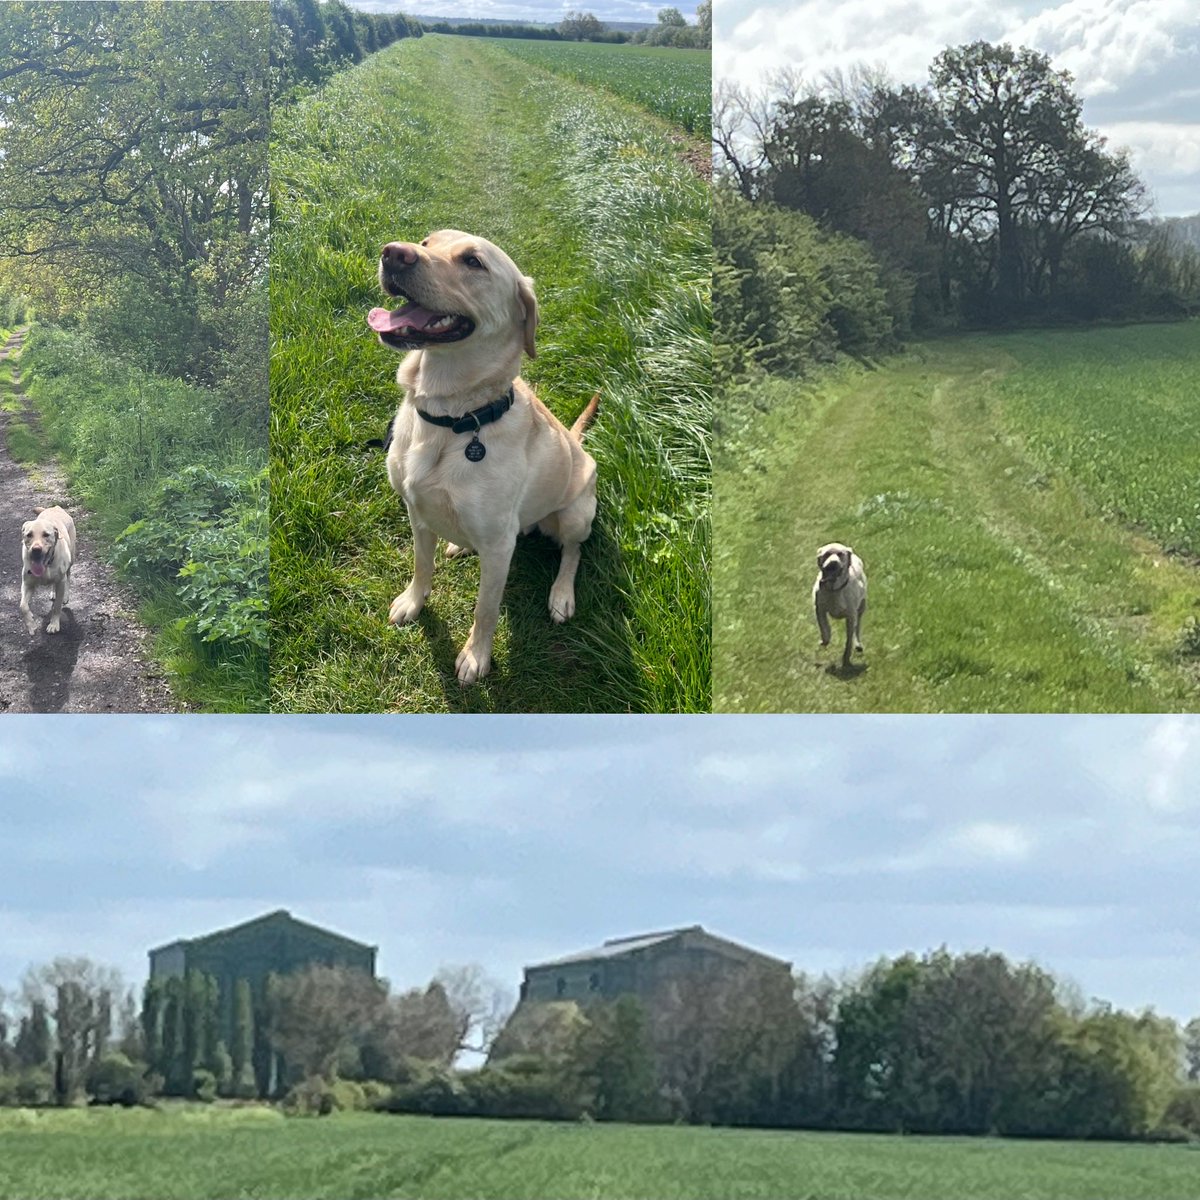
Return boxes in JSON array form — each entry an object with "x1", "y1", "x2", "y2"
[{"x1": 417, "y1": 386, "x2": 514, "y2": 438}]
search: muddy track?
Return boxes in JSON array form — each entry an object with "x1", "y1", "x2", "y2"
[{"x1": 0, "y1": 328, "x2": 176, "y2": 713}]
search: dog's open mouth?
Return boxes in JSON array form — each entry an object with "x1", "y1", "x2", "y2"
[
  {"x1": 368, "y1": 301, "x2": 474, "y2": 348},
  {"x1": 28, "y1": 558, "x2": 45, "y2": 577}
]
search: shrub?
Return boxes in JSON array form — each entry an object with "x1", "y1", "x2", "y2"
[
  {"x1": 192, "y1": 1070, "x2": 218, "y2": 1104},
  {"x1": 282, "y1": 1076, "x2": 337, "y2": 1116},
  {"x1": 87, "y1": 1054, "x2": 149, "y2": 1107},
  {"x1": 116, "y1": 464, "x2": 268, "y2": 650},
  {"x1": 1163, "y1": 1086, "x2": 1200, "y2": 1137},
  {"x1": 461, "y1": 1059, "x2": 584, "y2": 1121}
]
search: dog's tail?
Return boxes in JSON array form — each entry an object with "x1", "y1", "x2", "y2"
[{"x1": 570, "y1": 392, "x2": 600, "y2": 442}]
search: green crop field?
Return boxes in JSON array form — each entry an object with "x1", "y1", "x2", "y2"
[
  {"x1": 491, "y1": 40, "x2": 711, "y2": 136},
  {"x1": 715, "y1": 324, "x2": 1200, "y2": 713},
  {"x1": 1, "y1": 1108, "x2": 1197, "y2": 1200},
  {"x1": 270, "y1": 35, "x2": 710, "y2": 713}
]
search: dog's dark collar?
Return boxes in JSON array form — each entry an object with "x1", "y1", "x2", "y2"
[
  {"x1": 822, "y1": 571, "x2": 850, "y2": 592},
  {"x1": 417, "y1": 386, "x2": 514, "y2": 435}
]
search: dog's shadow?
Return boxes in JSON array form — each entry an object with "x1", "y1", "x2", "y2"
[
  {"x1": 22, "y1": 609, "x2": 83, "y2": 713},
  {"x1": 420, "y1": 522, "x2": 639, "y2": 713},
  {"x1": 822, "y1": 657, "x2": 869, "y2": 681}
]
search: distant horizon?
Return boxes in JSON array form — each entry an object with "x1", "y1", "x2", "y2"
[
  {"x1": 2, "y1": 715, "x2": 1196, "y2": 1024},
  {"x1": 346, "y1": 0, "x2": 701, "y2": 27}
]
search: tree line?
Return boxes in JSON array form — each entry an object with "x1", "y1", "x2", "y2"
[
  {"x1": 426, "y1": 7, "x2": 712, "y2": 49},
  {"x1": 270, "y1": 0, "x2": 422, "y2": 99},
  {"x1": 0, "y1": 958, "x2": 508, "y2": 1111},
  {"x1": 2, "y1": 947, "x2": 1196, "y2": 1143},
  {"x1": 714, "y1": 43, "x2": 1200, "y2": 384}
]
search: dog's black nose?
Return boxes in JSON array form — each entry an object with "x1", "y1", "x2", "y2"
[
  {"x1": 30, "y1": 547, "x2": 43, "y2": 560},
  {"x1": 381, "y1": 242, "x2": 418, "y2": 267}
]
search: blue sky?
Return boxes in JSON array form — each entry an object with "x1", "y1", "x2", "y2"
[
  {"x1": 1, "y1": 714, "x2": 1197, "y2": 1023},
  {"x1": 716, "y1": 0, "x2": 1200, "y2": 217}
]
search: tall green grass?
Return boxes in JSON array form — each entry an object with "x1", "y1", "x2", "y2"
[
  {"x1": 715, "y1": 328, "x2": 1200, "y2": 713},
  {"x1": 990, "y1": 324, "x2": 1200, "y2": 556},
  {"x1": 270, "y1": 35, "x2": 710, "y2": 712},
  {"x1": 491, "y1": 40, "x2": 711, "y2": 137},
  {"x1": 19, "y1": 326, "x2": 268, "y2": 711},
  {"x1": 1, "y1": 1109, "x2": 1197, "y2": 1200}
]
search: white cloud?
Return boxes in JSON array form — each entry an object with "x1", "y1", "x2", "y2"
[
  {"x1": 951, "y1": 821, "x2": 1034, "y2": 862},
  {"x1": 1143, "y1": 716, "x2": 1199, "y2": 813},
  {"x1": 1100, "y1": 120, "x2": 1200, "y2": 179}
]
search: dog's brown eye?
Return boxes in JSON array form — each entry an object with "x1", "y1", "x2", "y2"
[{"x1": 464, "y1": 254, "x2": 485, "y2": 270}]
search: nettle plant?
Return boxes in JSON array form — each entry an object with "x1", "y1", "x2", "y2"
[{"x1": 116, "y1": 464, "x2": 268, "y2": 650}]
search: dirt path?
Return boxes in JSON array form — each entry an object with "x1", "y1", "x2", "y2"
[{"x1": 0, "y1": 328, "x2": 176, "y2": 713}]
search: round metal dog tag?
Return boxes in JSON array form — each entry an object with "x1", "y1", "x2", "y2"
[{"x1": 464, "y1": 436, "x2": 486, "y2": 462}]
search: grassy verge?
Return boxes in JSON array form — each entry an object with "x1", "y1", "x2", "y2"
[
  {"x1": 270, "y1": 35, "x2": 710, "y2": 712},
  {"x1": 1, "y1": 1109, "x2": 1197, "y2": 1200},
  {"x1": 17, "y1": 326, "x2": 268, "y2": 712},
  {"x1": 715, "y1": 326, "x2": 1200, "y2": 712}
]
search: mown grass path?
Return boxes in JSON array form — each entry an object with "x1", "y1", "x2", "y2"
[
  {"x1": 270, "y1": 36, "x2": 710, "y2": 712},
  {"x1": 1, "y1": 1109, "x2": 1197, "y2": 1199},
  {"x1": 0, "y1": 328, "x2": 175, "y2": 713},
  {"x1": 716, "y1": 327, "x2": 1200, "y2": 712}
]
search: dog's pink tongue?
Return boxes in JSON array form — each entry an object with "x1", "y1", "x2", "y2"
[
  {"x1": 368, "y1": 302, "x2": 439, "y2": 334},
  {"x1": 29, "y1": 561, "x2": 45, "y2": 577}
]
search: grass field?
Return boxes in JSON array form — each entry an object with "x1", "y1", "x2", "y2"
[
  {"x1": 270, "y1": 35, "x2": 710, "y2": 713},
  {"x1": 715, "y1": 324, "x2": 1200, "y2": 713},
  {"x1": 1, "y1": 1108, "x2": 1197, "y2": 1199},
  {"x1": 490, "y1": 40, "x2": 711, "y2": 136}
]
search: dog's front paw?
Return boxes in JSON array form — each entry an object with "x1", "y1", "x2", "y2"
[
  {"x1": 21, "y1": 611, "x2": 37, "y2": 636},
  {"x1": 389, "y1": 585, "x2": 427, "y2": 626},
  {"x1": 455, "y1": 643, "x2": 492, "y2": 685},
  {"x1": 548, "y1": 583, "x2": 576, "y2": 624},
  {"x1": 46, "y1": 616, "x2": 61, "y2": 634}
]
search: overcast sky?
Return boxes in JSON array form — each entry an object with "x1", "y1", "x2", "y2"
[
  {"x1": 717, "y1": 0, "x2": 1200, "y2": 217},
  {"x1": 1, "y1": 714, "x2": 1196, "y2": 1023}
]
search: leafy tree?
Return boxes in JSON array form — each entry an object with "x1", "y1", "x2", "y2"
[
  {"x1": 1185, "y1": 1017, "x2": 1200, "y2": 1084},
  {"x1": 489, "y1": 1000, "x2": 588, "y2": 1066},
  {"x1": 570, "y1": 996, "x2": 660, "y2": 1122},
  {"x1": 0, "y1": 1, "x2": 269, "y2": 393},
  {"x1": 231, "y1": 978, "x2": 257, "y2": 1097},
  {"x1": 264, "y1": 965, "x2": 386, "y2": 1083},
  {"x1": 558, "y1": 11, "x2": 605, "y2": 41},
  {"x1": 901, "y1": 42, "x2": 1145, "y2": 314},
  {"x1": 14, "y1": 1001, "x2": 51, "y2": 1070}
]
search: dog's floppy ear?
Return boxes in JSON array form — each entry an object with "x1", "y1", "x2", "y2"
[
  {"x1": 22, "y1": 520, "x2": 33, "y2": 536},
  {"x1": 517, "y1": 273, "x2": 538, "y2": 360}
]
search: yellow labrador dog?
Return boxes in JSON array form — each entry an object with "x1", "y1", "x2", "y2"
[
  {"x1": 813, "y1": 542, "x2": 866, "y2": 670},
  {"x1": 369, "y1": 230, "x2": 598, "y2": 684},
  {"x1": 20, "y1": 505, "x2": 77, "y2": 634}
]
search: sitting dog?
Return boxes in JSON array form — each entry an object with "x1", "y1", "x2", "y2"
[
  {"x1": 20, "y1": 505, "x2": 77, "y2": 634},
  {"x1": 813, "y1": 542, "x2": 866, "y2": 670},
  {"x1": 369, "y1": 229, "x2": 598, "y2": 684}
]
